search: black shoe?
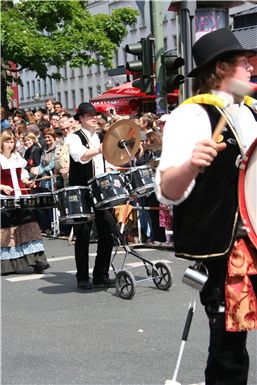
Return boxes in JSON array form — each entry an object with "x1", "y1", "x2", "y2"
[
  {"x1": 93, "y1": 277, "x2": 115, "y2": 288},
  {"x1": 77, "y1": 280, "x2": 92, "y2": 290},
  {"x1": 34, "y1": 262, "x2": 50, "y2": 274}
]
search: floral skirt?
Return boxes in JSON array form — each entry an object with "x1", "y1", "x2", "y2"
[{"x1": 1, "y1": 209, "x2": 47, "y2": 275}]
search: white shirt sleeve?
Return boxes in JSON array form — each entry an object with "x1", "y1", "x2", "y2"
[
  {"x1": 155, "y1": 103, "x2": 212, "y2": 205},
  {"x1": 68, "y1": 133, "x2": 90, "y2": 164}
]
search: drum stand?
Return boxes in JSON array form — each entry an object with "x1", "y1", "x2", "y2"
[
  {"x1": 50, "y1": 172, "x2": 59, "y2": 238},
  {"x1": 110, "y1": 206, "x2": 172, "y2": 299}
]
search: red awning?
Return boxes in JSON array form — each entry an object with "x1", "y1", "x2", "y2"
[{"x1": 90, "y1": 81, "x2": 179, "y2": 115}]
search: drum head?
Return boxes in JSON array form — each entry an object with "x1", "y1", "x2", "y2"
[{"x1": 238, "y1": 138, "x2": 257, "y2": 249}]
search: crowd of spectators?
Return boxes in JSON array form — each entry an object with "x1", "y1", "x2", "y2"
[{"x1": 0, "y1": 101, "x2": 173, "y2": 244}]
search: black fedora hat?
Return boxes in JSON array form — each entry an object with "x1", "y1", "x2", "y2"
[
  {"x1": 188, "y1": 28, "x2": 256, "y2": 77},
  {"x1": 74, "y1": 102, "x2": 97, "y2": 120}
]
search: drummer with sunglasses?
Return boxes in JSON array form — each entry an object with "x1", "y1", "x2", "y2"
[
  {"x1": 156, "y1": 28, "x2": 257, "y2": 385},
  {"x1": 67, "y1": 102, "x2": 115, "y2": 290}
]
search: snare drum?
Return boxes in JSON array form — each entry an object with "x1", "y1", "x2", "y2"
[
  {"x1": 124, "y1": 165, "x2": 154, "y2": 197},
  {"x1": 88, "y1": 171, "x2": 129, "y2": 209},
  {"x1": 37, "y1": 192, "x2": 57, "y2": 209},
  {"x1": 238, "y1": 138, "x2": 257, "y2": 249},
  {"x1": 55, "y1": 186, "x2": 95, "y2": 224},
  {"x1": 19, "y1": 194, "x2": 39, "y2": 209},
  {"x1": 0, "y1": 195, "x2": 18, "y2": 211}
]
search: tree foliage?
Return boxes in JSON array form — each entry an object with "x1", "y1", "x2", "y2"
[{"x1": 0, "y1": 0, "x2": 139, "y2": 108}]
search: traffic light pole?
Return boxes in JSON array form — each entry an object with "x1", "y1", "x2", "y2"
[
  {"x1": 151, "y1": 0, "x2": 166, "y2": 113},
  {"x1": 179, "y1": 1, "x2": 196, "y2": 99}
]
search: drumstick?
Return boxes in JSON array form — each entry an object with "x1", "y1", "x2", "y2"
[
  {"x1": 212, "y1": 114, "x2": 227, "y2": 142},
  {"x1": 29, "y1": 175, "x2": 55, "y2": 182}
]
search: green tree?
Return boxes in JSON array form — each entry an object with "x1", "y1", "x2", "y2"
[{"x1": 0, "y1": 0, "x2": 138, "y2": 110}]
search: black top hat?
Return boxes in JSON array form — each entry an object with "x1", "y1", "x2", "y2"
[
  {"x1": 188, "y1": 28, "x2": 256, "y2": 77},
  {"x1": 74, "y1": 102, "x2": 97, "y2": 120}
]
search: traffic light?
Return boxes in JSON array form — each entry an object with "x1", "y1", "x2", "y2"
[
  {"x1": 162, "y1": 53, "x2": 185, "y2": 93},
  {"x1": 125, "y1": 38, "x2": 155, "y2": 95}
]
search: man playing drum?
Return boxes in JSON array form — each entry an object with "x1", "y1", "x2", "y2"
[
  {"x1": 156, "y1": 28, "x2": 257, "y2": 385},
  {"x1": 68, "y1": 103, "x2": 115, "y2": 290}
]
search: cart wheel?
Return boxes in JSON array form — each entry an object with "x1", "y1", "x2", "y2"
[
  {"x1": 152, "y1": 262, "x2": 172, "y2": 290},
  {"x1": 115, "y1": 270, "x2": 136, "y2": 299}
]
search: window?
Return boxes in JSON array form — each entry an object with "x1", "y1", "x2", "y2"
[
  {"x1": 63, "y1": 64, "x2": 68, "y2": 79},
  {"x1": 49, "y1": 78, "x2": 53, "y2": 95},
  {"x1": 96, "y1": 55, "x2": 101, "y2": 73},
  {"x1": 37, "y1": 79, "x2": 41, "y2": 96},
  {"x1": 20, "y1": 85, "x2": 24, "y2": 100},
  {"x1": 122, "y1": 48, "x2": 127, "y2": 65},
  {"x1": 96, "y1": 85, "x2": 101, "y2": 95},
  {"x1": 71, "y1": 68, "x2": 75, "y2": 78},
  {"x1": 172, "y1": 34, "x2": 177, "y2": 48},
  {"x1": 164, "y1": 37, "x2": 168, "y2": 51},
  {"x1": 64, "y1": 91, "x2": 68, "y2": 108},
  {"x1": 88, "y1": 87, "x2": 93, "y2": 100},
  {"x1": 71, "y1": 90, "x2": 76, "y2": 108},
  {"x1": 114, "y1": 49, "x2": 119, "y2": 67},
  {"x1": 80, "y1": 88, "x2": 84, "y2": 103},
  {"x1": 32, "y1": 80, "x2": 35, "y2": 97},
  {"x1": 43, "y1": 80, "x2": 47, "y2": 95},
  {"x1": 57, "y1": 92, "x2": 61, "y2": 104},
  {"x1": 79, "y1": 66, "x2": 83, "y2": 77},
  {"x1": 26, "y1": 81, "x2": 30, "y2": 98}
]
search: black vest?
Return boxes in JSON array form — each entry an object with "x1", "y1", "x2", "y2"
[
  {"x1": 173, "y1": 105, "x2": 241, "y2": 261},
  {"x1": 69, "y1": 130, "x2": 94, "y2": 186}
]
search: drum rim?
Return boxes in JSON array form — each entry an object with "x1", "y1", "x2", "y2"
[
  {"x1": 56, "y1": 186, "x2": 89, "y2": 193},
  {"x1": 88, "y1": 172, "x2": 115, "y2": 184},
  {"x1": 59, "y1": 213, "x2": 95, "y2": 219},
  {"x1": 124, "y1": 165, "x2": 151, "y2": 173},
  {"x1": 129, "y1": 184, "x2": 154, "y2": 194},
  {"x1": 238, "y1": 138, "x2": 257, "y2": 249},
  {"x1": 36, "y1": 192, "x2": 54, "y2": 196},
  {"x1": 95, "y1": 194, "x2": 129, "y2": 208},
  {"x1": 20, "y1": 194, "x2": 38, "y2": 199}
]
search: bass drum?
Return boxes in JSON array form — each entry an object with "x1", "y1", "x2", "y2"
[{"x1": 238, "y1": 138, "x2": 257, "y2": 249}]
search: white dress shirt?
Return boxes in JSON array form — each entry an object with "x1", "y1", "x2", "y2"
[
  {"x1": 155, "y1": 91, "x2": 257, "y2": 206},
  {"x1": 68, "y1": 127, "x2": 104, "y2": 176}
]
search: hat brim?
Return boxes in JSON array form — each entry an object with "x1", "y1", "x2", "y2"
[{"x1": 188, "y1": 48, "x2": 257, "y2": 77}]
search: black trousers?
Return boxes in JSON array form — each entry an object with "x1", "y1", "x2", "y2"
[
  {"x1": 73, "y1": 208, "x2": 114, "y2": 282},
  {"x1": 204, "y1": 306, "x2": 249, "y2": 385},
  {"x1": 200, "y1": 258, "x2": 256, "y2": 385}
]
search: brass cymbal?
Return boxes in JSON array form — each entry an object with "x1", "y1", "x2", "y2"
[{"x1": 103, "y1": 119, "x2": 141, "y2": 166}]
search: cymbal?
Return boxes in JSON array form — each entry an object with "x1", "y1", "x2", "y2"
[{"x1": 103, "y1": 119, "x2": 141, "y2": 166}]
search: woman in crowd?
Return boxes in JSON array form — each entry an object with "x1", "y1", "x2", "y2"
[
  {"x1": 15, "y1": 121, "x2": 28, "y2": 157},
  {"x1": 23, "y1": 132, "x2": 43, "y2": 174},
  {"x1": 0, "y1": 130, "x2": 49, "y2": 275}
]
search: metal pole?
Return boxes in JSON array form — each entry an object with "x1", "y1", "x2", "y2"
[
  {"x1": 151, "y1": 0, "x2": 166, "y2": 113},
  {"x1": 179, "y1": 1, "x2": 196, "y2": 99}
]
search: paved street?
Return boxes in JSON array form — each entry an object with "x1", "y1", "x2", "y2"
[{"x1": 1, "y1": 237, "x2": 257, "y2": 385}]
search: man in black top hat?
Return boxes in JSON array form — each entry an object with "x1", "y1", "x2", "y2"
[
  {"x1": 157, "y1": 28, "x2": 257, "y2": 385},
  {"x1": 67, "y1": 102, "x2": 115, "y2": 290}
]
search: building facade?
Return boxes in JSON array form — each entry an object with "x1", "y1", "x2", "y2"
[{"x1": 17, "y1": 1, "x2": 256, "y2": 113}]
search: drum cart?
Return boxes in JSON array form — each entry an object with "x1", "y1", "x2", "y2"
[
  {"x1": 108, "y1": 210, "x2": 173, "y2": 300},
  {"x1": 88, "y1": 118, "x2": 173, "y2": 298}
]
